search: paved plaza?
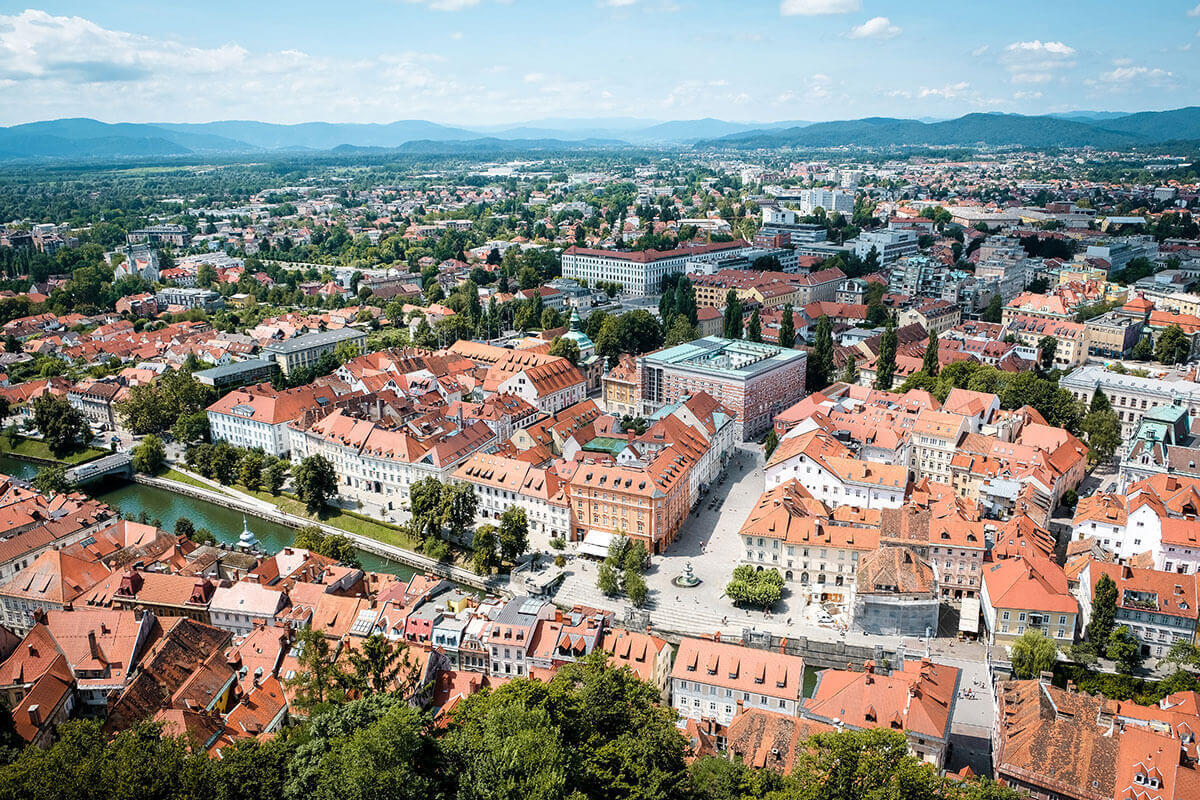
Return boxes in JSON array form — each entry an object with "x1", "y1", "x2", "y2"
[{"x1": 551, "y1": 443, "x2": 907, "y2": 648}]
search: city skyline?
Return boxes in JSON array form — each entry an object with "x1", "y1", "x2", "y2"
[{"x1": 0, "y1": 1, "x2": 1197, "y2": 126}]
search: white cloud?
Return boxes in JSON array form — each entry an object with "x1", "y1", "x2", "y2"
[
  {"x1": 1098, "y1": 65, "x2": 1174, "y2": 85},
  {"x1": 780, "y1": 0, "x2": 860, "y2": 16},
  {"x1": 918, "y1": 81, "x2": 969, "y2": 99},
  {"x1": 600, "y1": 0, "x2": 639, "y2": 6},
  {"x1": 401, "y1": 0, "x2": 482, "y2": 10},
  {"x1": 970, "y1": 45, "x2": 989, "y2": 57},
  {"x1": 1002, "y1": 40, "x2": 1076, "y2": 84},
  {"x1": 0, "y1": 9, "x2": 477, "y2": 123},
  {"x1": 523, "y1": 72, "x2": 545, "y2": 83},
  {"x1": 1188, "y1": 3, "x2": 1200, "y2": 16},
  {"x1": 1006, "y1": 40, "x2": 1075, "y2": 56},
  {"x1": 1013, "y1": 91, "x2": 1043, "y2": 100},
  {"x1": 848, "y1": 17, "x2": 900, "y2": 40}
]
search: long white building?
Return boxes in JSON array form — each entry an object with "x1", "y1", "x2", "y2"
[{"x1": 561, "y1": 241, "x2": 753, "y2": 296}]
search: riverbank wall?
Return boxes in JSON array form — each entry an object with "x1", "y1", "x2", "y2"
[{"x1": 133, "y1": 474, "x2": 498, "y2": 592}]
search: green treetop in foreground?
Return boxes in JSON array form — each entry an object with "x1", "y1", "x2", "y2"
[{"x1": 0, "y1": 653, "x2": 1023, "y2": 800}]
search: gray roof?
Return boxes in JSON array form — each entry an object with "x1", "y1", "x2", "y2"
[
  {"x1": 194, "y1": 358, "x2": 273, "y2": 381},
  {"x1": 262, "y1": 326, "x2": 364, "y2": 354},
  {"x1": 1061, "y1": 365, "x2": 1200, "y2": 401}
]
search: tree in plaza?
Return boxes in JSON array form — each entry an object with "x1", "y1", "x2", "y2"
[
  {"x1": 347, "y1": 633, "x2": 420, "y2": 697},
  {"x1": 117, "y1": 369, "x2": 215, "y2": 435},
  {"x1": 32, "y1": 465, "x2": 70, "y2": 496},
  {"x1": 442, "y1": 482, "x2": 478, "y2": 543},
  {"x1": 1010, "y1": 630, "x2": 1057, "y2": 679},
  {"x1": 778, "y1": 303, "x2": 796, "y2": 348},
  {"x1": 1037, "y1": 335, "x2": 1058, "y2": 372},
  {"x1": 725, "y1": 565, "x2": 783, "y2": 609},
  {"x1": 622, "y1": 540, "x2": 648, "y2": 573},
  {"x1": 922, "y1": 328, "x2": 940, "y2": 377},
  {"x1": 1156, "y1": 324, "x2": 1192, "y2": 365},
  {"x1": 32, "y1": 393, "x2": 89, "y2": 457},
  {"x1": 746, "y1": 309, "x2": 762, "y2": 343},
  {"x1": 809, "y1": 314, "x2": 835, "y2": 390},
  {"x1": 624, "y1": 569, "x2": 648, "y2": 607},
  {"x1": 498, "y1": 506, "x2": 530, "y2": 563},
  {"x1": 597, "y1": 562, "x2": 620, "y2": 595},
  {"x1": 471, "y1": 524, "x2": 500, "y2": 574},
  {"x1": 722, "y1": 289, "x2": 743, "y2": 339},
  {"x1": 1162, "y1": 638, "x2": 1200, "y2": 673},
  {"x1": 408, "y1": 477, "x2": 445, "y2": 541},
  {"x1": 1107, "y1": 626, "x2": 1143, "y2": 675},
  {"x1": 292, "y1": 454, "x2": 338, "y2": 514},
  {"x1": 595, "y1": 315, "x2": 622, "y2": 366},
  {"x1": 1085, "y1": 572, "x2": 1118, "y2": 645},
  {"x1": 131, "y1": 434, "x2": 166, "y2": 474},
  {"x1": 874, "y1": 319, "x2": 898, "y2": 390}
]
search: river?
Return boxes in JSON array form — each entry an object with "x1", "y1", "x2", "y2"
[{"x1": 0, "y1": 455, "x2": 412, "y2": 577}]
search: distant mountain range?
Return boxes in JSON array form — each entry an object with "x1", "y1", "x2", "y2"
[
  {"x1": 0, "y1": 108, "x2": 1197, "y2": 161},
  {"x1": 702, "y1": 108, "x2": 1200, "y2": 150}
]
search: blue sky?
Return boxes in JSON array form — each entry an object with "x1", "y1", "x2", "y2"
[{"x1": 0, "y1": 1, "x2": 1197, "y2": 125}]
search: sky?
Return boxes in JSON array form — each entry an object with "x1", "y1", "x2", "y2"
[{"x1": 0, "y1": 1, "x2": 1197, "y2": 126}]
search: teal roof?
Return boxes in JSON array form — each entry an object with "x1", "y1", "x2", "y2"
[{"x1": 582, "y1": 436, "x2": 628, "y2": 455}]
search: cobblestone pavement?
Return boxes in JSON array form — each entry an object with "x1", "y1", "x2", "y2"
[{"x1": 553, "y1": 444, "x2": 909, "y2": 649}]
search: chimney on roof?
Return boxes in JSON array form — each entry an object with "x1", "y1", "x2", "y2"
[
  {"x1": 87, "y1": 630, "x2": 101, "y2": 661},
  {"x1": 26, "y1": 705, "x2": 40, "y2": 728}
]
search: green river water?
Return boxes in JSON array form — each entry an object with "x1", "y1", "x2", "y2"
[{"x1": 0, "y1": 454, "x2": 412, "y2": 577}]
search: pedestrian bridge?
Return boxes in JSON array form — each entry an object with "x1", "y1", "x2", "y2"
[{"x1": 65, "y1": 453, "x2": 133, "y2": 485}]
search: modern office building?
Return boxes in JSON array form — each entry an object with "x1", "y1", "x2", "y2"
[
  {"x1": 853, "y1": 229, "x2": 920, "y2": 265},
  {"x1": 638, "y1": 337, "x2": 806, "y2": 440}
]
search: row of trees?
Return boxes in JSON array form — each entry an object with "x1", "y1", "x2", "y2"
[
  {"x1": 898, "y1": 360, "x2": 1087, "y2": 435},
  {"x1": 184, "y1": 445, "x2": 338, "y2": 515},
  {"x1": 408, "y1": 476, "x2": 528, "y2": 569}
]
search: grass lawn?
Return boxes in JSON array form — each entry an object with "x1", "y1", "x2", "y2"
[
  {"x1": 156, "y1": 468, "x2": 462, "y2": 563},
  {"x1": 156, "y1": 467, "x2": 229, "y2": 493},
  {"x1": 0, "y1": 436, "x2": 107, "y2": 465},
  {"x1": 232, "y1": 484, "x2": 427, "y2": 553}
]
